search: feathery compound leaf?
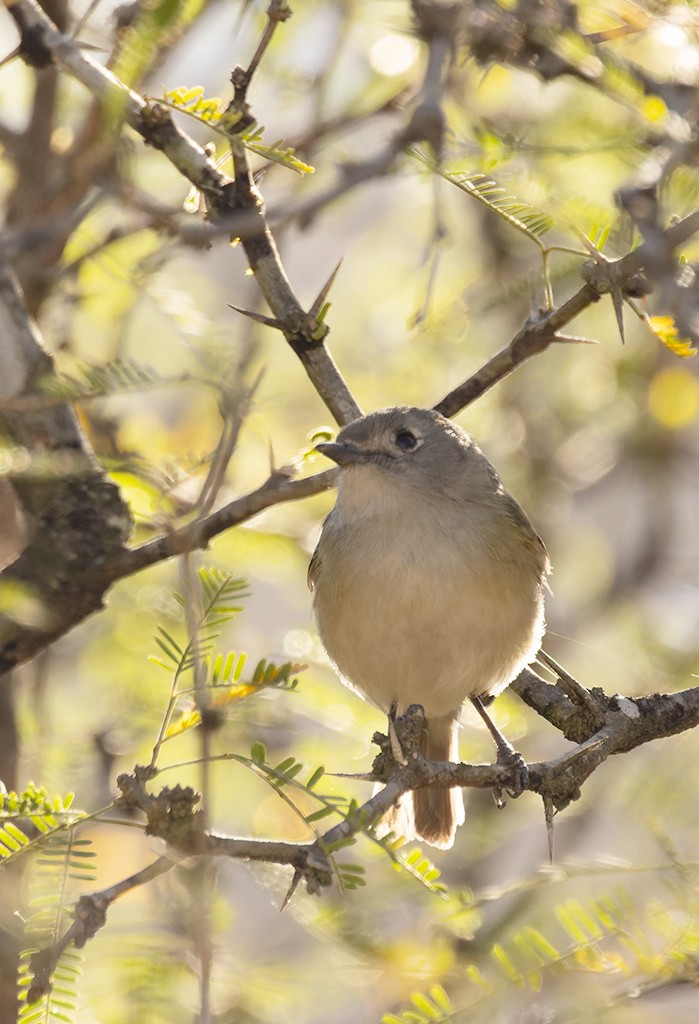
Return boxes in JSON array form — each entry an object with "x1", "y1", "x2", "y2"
[
  {"x1": 412, "y1": 150, "x2": 554, "y2": 245},
  {"x1": 153, "y1": 627, "x2": 184, "y2": 668},
  {"x1": 243, "y1": 137, "x2": 315, "y2": 175},
  {"x1": 196, "y1": 567, "x2": 249, "y2": 628},
  {"x1": 394, "y1": 846, "x2": 447, "y2": 896},
  {"x1": 381, "y1": 985, "x2": 452, "y2": 1024},
  {"x1": 18, "y1": 830, "x2": 93, "y2": 1018},
  {"x1": 40, "y1": 359, "x2": 162, "y2": 402},
  {"x1": 337, "y1": 862, "x2": 366, "y2": 890},
  {"x1": 251, "y1": 741, "x2": 266, "y2": 765},
  {"x1": 164, "y1": 655, "x2": 302, "y2": 739},
  {"x1": 160, "y1": 88, "x2": 314, "y2": 174},
  {"x1": 0, "y1": 788, "x2": 84, "y2": 867}
]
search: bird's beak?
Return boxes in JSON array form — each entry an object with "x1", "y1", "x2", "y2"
[{"x1": 315, "y1": 441, "x2": 366, "y2": 466}]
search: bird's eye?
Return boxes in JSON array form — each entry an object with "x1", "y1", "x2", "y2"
[{"x1": 394, "y1": 430, "x2": 418, "y2": 451}]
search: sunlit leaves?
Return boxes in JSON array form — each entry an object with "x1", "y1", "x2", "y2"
[
  {"x1": 112, "y1": 0, "x2": 209, "y2": 88},
  {"x1": 398, "y1": 846, "x2": 447, "y2": 896},
  {"x1": 40, "y1": 359, "x2": 162, "y2": 403},
  {"x1": 187, "y1": 566, "x2": 250, "y2": 628},
  {"x1": 164, "y1": 658, "x2": 302, "y2": 738},
  {"x1": 17, "y1": 831, "x2": 95, "y2": 1021},
  {"x1": 156, "y1": 610, "x2": 304, "y2": 738},
  {"x1": 165, "y1": 86, "x2": 222, "y2": 122},
  {"x1": 151, "y1": 568, "x2": 249, "y2": 675},
  {"x1": 161, "y1": 87, "x2": 315, "y2": 175},
  {"x1": 645, "y1": 315, "x2": 697, "y2": 358},
  {"x1": 382, "y1": 984, "x2": 453, "y2": 1024},
  {"x1": 0, "y1": 786, "x2": 84, "y2": 867},
  {"x1": 414, "y1": 150, "x2": 554, "y2": 245}
]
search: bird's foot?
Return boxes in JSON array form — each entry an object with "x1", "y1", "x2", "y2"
[
  {"x1": 470, "y1": 695, "x2": 529, "y2": 807},
  {"x1": 492, "y1": 742, "x2": 529, "y2": 808}
]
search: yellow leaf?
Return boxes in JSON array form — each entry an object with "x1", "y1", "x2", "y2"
[
  {"x1": 211, "y1": 682, "x2": 259, "y2": 708},
  {"x1": 646, "y1": 315, "x2": 697, "y2": 358},
  {"x1": 166, "y1": 708, "x2": 201, "y2": 737}
]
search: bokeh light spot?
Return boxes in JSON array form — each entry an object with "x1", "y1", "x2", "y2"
[
  {"x1": 648, "y1": 367, "x2": 699, "y2": 429},
  {"x1": 369, "y1": 33, "x2": 419, "y2": 77}
]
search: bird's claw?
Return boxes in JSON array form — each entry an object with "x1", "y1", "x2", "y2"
[{"x1": 493, "y1": 745, "x2": 529, "y2": 807}]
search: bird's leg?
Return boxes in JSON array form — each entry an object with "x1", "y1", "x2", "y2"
[
  {"x1": 387, "y1": 701, "x2": 408, "y2": 765},
  {"x1": 470, "y1": 695, "x2": 528, "y2": 804}
]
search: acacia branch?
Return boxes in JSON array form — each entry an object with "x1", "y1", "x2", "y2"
[
  {"x1": 26, "y1": 855, "x2": 175, "y2": 1003},
  {"x1": 3, "y1": 0, "x2": 359, "y2": 425},
  {"x1": 26, "y1": 670, "x2": 699, "y2": 989},
  {"x1": 116, "y1": 467, "x2": 337, "y2": 576},
  {"x1": 435, "y1": 208, "x2": 699, "y2": 418}
]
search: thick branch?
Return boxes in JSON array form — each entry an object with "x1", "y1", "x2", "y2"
[
  {"x1": 24, "y1": 671, "x2": 699, "y2": 992},
  {"x1": 0, "y1": 266, "x2": 132, "y2": 672}
]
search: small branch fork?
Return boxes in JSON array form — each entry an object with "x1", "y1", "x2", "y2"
[{"x1": 24, "y1": 667, "x2": 699, "y2": 995}]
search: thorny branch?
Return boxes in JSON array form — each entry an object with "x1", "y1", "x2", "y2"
[
  {"x1": 4, "y1": 0, "x2": 359, "y2": 425},
  {"x1": 4, "y1": 0, "x2": 699, "y2": 1001},
  {"x1": 25, "y1": 667, "x2": 699, "y2": 990},
  {"x1": 1, "y1": 194, "x2": 699, "y2": 669},
  {"x1": 0, "y1": 0, "x2": 697, "y2": 690}
]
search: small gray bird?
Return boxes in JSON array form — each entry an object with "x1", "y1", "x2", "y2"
[{"x1": 309, "y1": 406, "x2": 549, "y2": 849}]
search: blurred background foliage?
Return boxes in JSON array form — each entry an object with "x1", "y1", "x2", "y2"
[{"x1": 1, "y1": 0, "x2": 699, "y2": 1021}]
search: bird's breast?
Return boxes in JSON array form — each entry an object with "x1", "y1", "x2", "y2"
[{"x1": 313, "y1": 513, "x2": 545, "y2": 717}]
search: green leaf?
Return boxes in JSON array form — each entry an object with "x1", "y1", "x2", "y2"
[
  {"x1": 305, "y1": 806, "x2": 334, "y2": 824},
  {"x1": 306, "y1": 766, "x2": 325, "y2": 790},
  {"x1": 413, "y1": 149, "x2": 554, "y2": 245},
  {"x1": 492, "y1": 943, "x2": 524, "y2": 985},
  {"x1": 251, "y1": 741, "x2": 266, "y2": 765}
]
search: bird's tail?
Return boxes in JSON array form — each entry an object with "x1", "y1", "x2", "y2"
[{"x1": 412, "y1": 714, "x2": 464, "y2": 849}]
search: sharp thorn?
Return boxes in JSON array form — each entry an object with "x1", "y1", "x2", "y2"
[
  {"x1": 611, "y1": 285, "x2": 626, "y2": 344},
  {"x1": 308, "y1": 257, "x2": 344, "y2": 319},
  {"x1": 538, "y1": 650, "x2": 605, "y2": 727},
  {"x1": 574, "y1": 229, "x2": 602, "y2": 259},
  {"x1": 0, "y1": 47, "x2": 21, "y2": 69},
  {"x1": 280, "y1": 868, "x2": 302, "y2": 912},
  {"x1": 544, "y1": 796, "x2": 555, "y2": 864},
  {"x1": 228, "y1": 304, "x2": 284, "y2": 330},
  {"x1": 326, "y1": 771, "x2": 378, "y2": 781},
  {"x1": 552, "y1": 334, "x2": 599, "y2": 345}
]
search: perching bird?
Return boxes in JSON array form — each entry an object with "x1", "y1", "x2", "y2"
[{"x1": 309, "y1": 406, "x2": 549, "y2": 849}]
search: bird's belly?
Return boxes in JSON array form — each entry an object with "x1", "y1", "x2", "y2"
[{"x1": 315, "y1": 556, "x2": 544, "y2": 717}]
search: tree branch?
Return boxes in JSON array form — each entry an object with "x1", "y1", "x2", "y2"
[
  {"x1": 25, "y1": 670, "x2": 699, "y2": 991},
  {"x1": 116, "y1": 467, "x2": 336, "y2": 577},
  {"x1": 435, "y1": 208, "x2": 699, "y2": 417}
]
